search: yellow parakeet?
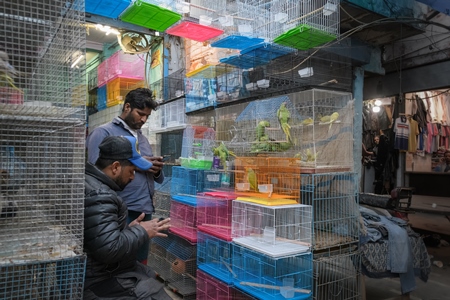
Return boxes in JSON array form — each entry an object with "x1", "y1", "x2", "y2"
[
  {"x1": 245, "y1": 167, "x2": 257, "y2": 191},
  {"x1": 328, "y1": 112, "x2": 339, "y2": 131}
]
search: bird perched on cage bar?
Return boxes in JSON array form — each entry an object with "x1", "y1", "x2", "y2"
[
  {"x1": 0, "y1": 51, "x2": 22, "y2": 92},
  {"x1": 277, "y1": 102, "x2": 292, "y2": 144}
]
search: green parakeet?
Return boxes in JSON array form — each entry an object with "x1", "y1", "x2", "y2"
[
  {"x1": 277, "y1": 102, "x2": 292, "y2": 143},
  {"x1": 245, "y1": 167, "x2": 257, "y2": 191},
  {"x1": 212, "y1": 142, "x2": 236, "y2": 172}
]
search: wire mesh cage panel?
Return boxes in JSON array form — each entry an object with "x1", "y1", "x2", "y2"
[
  {"x1": 87, "y1": 68, "x2": 98, "y2": 91},
  {"x1": 161, "y1": 98, "x2": 187, "y2": 129},
  {"x1": 197, "y1": 191, "x2": 236, "y2": 241},
  {"x1": 88, "y1": 104, "x2": 122, "y2": 132},
  {"x1": 164, "y1": 69, "x2": 186, "y2": 101},
  {"x1": 149, "y1": 235, "x2": 173, "y2": 281},
  {"x1": 0, "y1": 119, "x2": 86, "y2": 257},
  {"x1": 232, "y1": 244, "x2": 313, "y2": 300},
  {"x1": 215, "y1": 66, "x2": 244, "y2": 104},
  {"x1": 197, "y1": 231, "x2": 234, "y2": 284},
  {"x1": 0, "y1": 256, "x2": 86, "y2": 299},
  {"x1": 169, "y1": 197, "x2": 198, "y2": 243},
  {"x1": 163, "y1": 233, "x2": 198, "y2": 298},
  {"x1": 234, "y1": 157, "x2": 302, "y2": 201},
  {"x1": 290, "y1": 89, "x2": 354, "y2": 173},
  {"x1": 231, "y1": 95, "x2": 302, "y2": 155},
  {"x1": 232, "y1": 201, "x2": 312, "y2": 258},
  {"x1": 300, "y1": 172, "x2": 359, "y2": 251},
  {"x1": 313, "y1": 247, "x2": 361, "y2": 300},
  {"x1": 170, "y1": 167, "x2": 223, "y2": 198},
  {"x1": 1, "y1": 1, "x2": 86, "y2": 297},
  {"x1": 153, "y1": 190, "x2": 172, "y2": 219}
]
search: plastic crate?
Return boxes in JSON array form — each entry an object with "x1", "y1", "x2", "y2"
[
  {"x1": 105, "y1": 50, "x2": 145, "y2": 83},
  {"x1": 97, "y1": 85, "x2": 107, "y2": 111},
  {"x1": 232, "y1": 244, "x2": 313, "y2": 300},
  {"x1": 197, "y1": 231, "x2": 234, "y2": 284},
  {"x1": 232, "y1": 200, "x2": 312, "y2": 258},
  {"x1": 197, "y1": 192, "x2": 236, "y2": 241},
  {"x1": 169, "y1": 198, "x2": 198, "y2": 243},
  {"x1": 106, "y1": 77, "x2": 144, "y2": 107},
  {"x1": 119, "y1": 1, "x2": 182, "y2": 31},
  {"x1": 86, "y1": 0, "x2": 131, "y2": 19}
]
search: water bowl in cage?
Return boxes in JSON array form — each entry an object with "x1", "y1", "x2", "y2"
[
  {"x1": 246, "y1": 82, "x2": 257, "y2": 91},
  {"x1": 236, "y1": 183, "x2": 250, "y2": 191},
  {"x1": 257, "y1": 79, "x2": 270, "y2": 88},
  {"x1": 280, "y1": 278, "x2": 295, "y2": 299},
  {"x1": 258, "y1": 184, "x2": 273, "y2": 197}
]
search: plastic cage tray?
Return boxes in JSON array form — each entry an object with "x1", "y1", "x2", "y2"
[
  {"x1": 86, "y1": 0, "x2": 131, "y2": 19},
  {"x1": 273, "y1": 24, "x2": 336, "y2": 50},
  {"x1": 166, "y1": 21, "x2": 224, "y2": 42},
  {"x1": 119, "y1": 2, "x2": 182, "y2": 32},
  {"x1": 220, "y1": 43, "x2": 293, "y2": 69},
  {"x1": 211, "y1": 35, "x2": 265, "y2": 50}
]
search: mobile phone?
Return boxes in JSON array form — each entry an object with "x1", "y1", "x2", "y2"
[{"x1": 161, "y1": 155, "x2": 171, "y2": 162}]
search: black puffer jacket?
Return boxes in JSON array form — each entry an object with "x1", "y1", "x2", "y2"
[{"x1": 84, "y1": 163, "x2": 149, "y2": 289}]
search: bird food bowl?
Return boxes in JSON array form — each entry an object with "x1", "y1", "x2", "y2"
[
  {"x1": 258, "y1": 184, "x2": 273, "y2": 197},
  {"x1": 257, "y1": 79, "x2": 270, "y2": 88},
  {"x1": 236, "y1": 183, "x2": 250, "y2": 191}
]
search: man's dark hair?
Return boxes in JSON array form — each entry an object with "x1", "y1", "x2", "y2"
[
  {"x1": 123, "y1": 88, "x2": 159, "y2": 112},
  {"x1": 95, "y1": 158, "x2": 133, "y2": 170}
]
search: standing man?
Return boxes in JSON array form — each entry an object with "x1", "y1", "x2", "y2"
[
  {"x1": 86, "y1": 88, "x2": 164, "y2": 265},
  {"x1": 84, "y1": 135, "x2": 171, "y2": 299}
]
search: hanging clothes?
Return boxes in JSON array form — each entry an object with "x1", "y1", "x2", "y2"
[
  {"x1": 393, "y1": 116, "x2": 409, "y2": 151},
  {"x1": 408, "y1": 118, "x2": 419, "y2": 153}
]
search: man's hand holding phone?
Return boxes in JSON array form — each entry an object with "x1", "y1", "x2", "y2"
[{"x1": 143, "y1": 156, "x2": 165, "y2": 174}]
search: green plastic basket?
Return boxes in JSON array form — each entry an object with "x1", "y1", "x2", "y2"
[
  {"x1": 120, "y1": 1, "x2": 181, "y2": 32},
  {"x1": 273, "y1": 24, "x2": 336, "y2": 50}
]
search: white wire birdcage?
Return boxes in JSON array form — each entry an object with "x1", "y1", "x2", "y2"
[{"x1": 0, "y1": 0, "x2": 86, "y2": 298}]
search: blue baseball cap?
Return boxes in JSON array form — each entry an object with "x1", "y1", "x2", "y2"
[{"x1": 98, "y1": 136, "x2": 153, "y2": 171}]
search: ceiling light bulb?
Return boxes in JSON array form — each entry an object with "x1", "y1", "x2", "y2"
[
  {"x1": 372, "y1": 106, "x2": 381, "y2": 113},
  {"x1": 374, "y1": 99, "x2": 382, "y2": 106}
]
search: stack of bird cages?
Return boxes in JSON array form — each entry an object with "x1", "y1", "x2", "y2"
[
  {"x1": 290, "y1": 89, "x2": 354, "y2": 173},
  {"x1": 312, "y1": 246, "x2": 361, "y2": 300},
  {"x1": 233, "y1": 157, "x2": 301, "y2": 203},
  {"x1": 300, "y1": 172, "x2": 359, "y2": 251},
  {"x1": 0, "y1": 0, "x2": 86, "y2": 298}
]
